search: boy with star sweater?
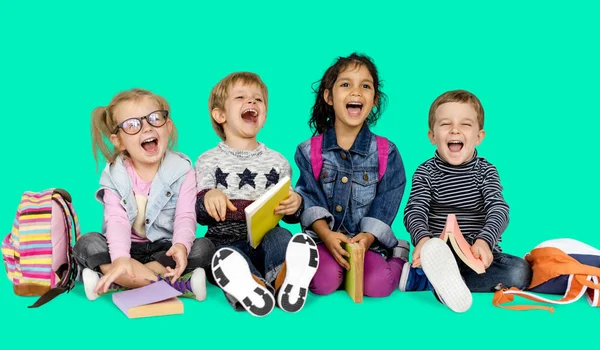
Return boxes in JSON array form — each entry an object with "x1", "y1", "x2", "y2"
[{"x1": 195, "y1": 72, "x2": 319, "y2": 317}]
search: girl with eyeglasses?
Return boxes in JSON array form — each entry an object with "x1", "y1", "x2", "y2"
[{"x1": 74, "y1": 88, "x2": 215, "y2": 302}]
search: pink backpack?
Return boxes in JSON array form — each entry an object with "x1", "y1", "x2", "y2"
[
  {"x1": 2, "y1": 189, "x2": 80, "y2": 308},
  {"x1": 310, "y1": 134, "x2": 389, "y2": 181}
]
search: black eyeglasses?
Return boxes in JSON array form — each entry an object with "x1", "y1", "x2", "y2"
[{"x1": 113, "y1": 110, "x2": 169, "y2": 135}]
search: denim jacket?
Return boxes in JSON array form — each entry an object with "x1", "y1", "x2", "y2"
[
  {"x1": 96, "y1": 150, "x2": 192, "y2": 242},
  {"x1": 294, "y1": 125, "x2": 406, "y2": 250}
]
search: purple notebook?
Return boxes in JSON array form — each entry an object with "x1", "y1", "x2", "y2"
[{"x1": 112, "y1": 280, "x2": 182, "y2": 314}]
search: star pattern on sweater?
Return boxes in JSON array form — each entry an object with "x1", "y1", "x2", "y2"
[
  {"x1": 238, "y1": 168, "x2": 258, "y2": 189},
  {"x1": 264, "y1": 168, "x2": 280, "y2": 189},
  {"x1": 215, "y1": 167, "x2": 229, "y2": 188}
]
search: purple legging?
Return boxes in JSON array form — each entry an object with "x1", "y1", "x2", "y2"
[{"x1": 309, "y1": 244, "x2": 404, "y2": 297}]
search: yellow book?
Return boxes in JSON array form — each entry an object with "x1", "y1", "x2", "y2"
[
  {"x1": 126, "y1": 297, "x2": 183, "y2": 319},
  {"x1": 344, "y1": 242, "x2": 365, "y2": 303},
  {"x1": 245, "y1": 176, "x2": 291, "y2": 248}
]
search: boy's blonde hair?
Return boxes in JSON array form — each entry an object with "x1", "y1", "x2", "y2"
[
  {"x1": 208, "y1": 72, "x2": 268, "y2": 140},
  {"x1": 428, "y1": 90, "x2": 485, "y2": 130},
  {"x1": 91, "y1": 88, "x2": 178, "y2": 168}
]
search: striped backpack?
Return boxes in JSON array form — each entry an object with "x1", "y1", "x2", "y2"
[
  {"x1": 2, "y1": 189, "x2": 80, "y2": 308},
  {"x1": 493, "y1": 238, "x2": 600, "y2": 312}
]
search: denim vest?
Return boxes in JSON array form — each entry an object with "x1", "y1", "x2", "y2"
[
  {"x1": 96, "y1": 150, "x2": 192, "y2": 242},
  {"x1": 295, "y1": 125, "x2": 406, "y2": 251}
]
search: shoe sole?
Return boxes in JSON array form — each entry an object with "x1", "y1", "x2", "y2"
[
  {"x1": 277, "y1": 234, "x2": 319, "y2": 313},
  {"x1": 398, "y1": 262, "x2": 411, "y2": 292},
  {"x1": 211, "y1": 248, "x2": 274, "y2": 317},
  {"x1": 82, "y1": 268, "x2": 100, "y2": 301},
  {"x1": 420, "y1": 238, "x2": 472, "y2": 313}
]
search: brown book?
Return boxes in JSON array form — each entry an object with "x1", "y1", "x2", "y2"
[
  {"x1": 126, "y1": 297, "x2": 183, "y2": 319},
  {"x1": 344, "y1": 242, "x2": 365, "y2": 303}
]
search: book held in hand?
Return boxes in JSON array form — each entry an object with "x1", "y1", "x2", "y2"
[
  {"x1": 245, "y1": 176, "x2": 291, "y2": 248},
  {"x1": 440, "y1": 214, "x2": 486, "y2": 274},
  {"x1": 414, "y1": 214, "x2": 486, "y2": 274},
  {"x1": 344, "y1": 242, "x2": 365, "y2": 303},
  {"x1": 112, "y1": 280, "x2": 183, "y2": 318}
]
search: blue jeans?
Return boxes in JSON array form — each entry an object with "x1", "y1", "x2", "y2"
[
  {"x1": 407, "y1": 251, "x2": 532, "y2": 292},
  {"x1": 213, "y1": 227, "x2": 291, "y2": 310},
  {"x1": 215, "y1": 226, "x2": 291, "y2": 286},
  {"x1": 459, "y1": 252, "x2": 532, "y2": 292}
]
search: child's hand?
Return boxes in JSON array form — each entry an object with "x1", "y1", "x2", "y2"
[
  {"x1": 204, "y1": 189, "x2": 237, "y2": 222},
  {"x1": 411, "y1": 237, "x2": 430, "y2": 267},
  {"x1": 95, "y1": 257, "x2": 134, "y2": 294},
  {"x1": 350, "y1": 232, "x2": 375, "y2": 250},
  {"x1": 471, "y1": 239, "x2": 493, "y2": 268},
  {"x1": 274, "y1": 190, "x2": 302, "y2": 215},
  {"x1": 321, "y1": 231, "x2": 351, "y2": 270},
  {"x1": 165, "y1": 243, "x2": 188, "y2": 283}
]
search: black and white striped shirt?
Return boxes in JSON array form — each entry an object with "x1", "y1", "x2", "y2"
[{"x1": 403, "y1": 150, "x2": 509, "y2": 252}]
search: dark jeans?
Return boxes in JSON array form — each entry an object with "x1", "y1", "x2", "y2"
[
  {"x1": 214, "y1": 226, "x2": 291, "y2": 285},
  {"x1": 210, "y1": 227, "x2": 291, "y2": 310},
  {"x1": 458, "y1": 251, "x2": 533, "y2": 292},
  {"x1": 73, "y1": 232, "x2": 216, "y2": 275}
]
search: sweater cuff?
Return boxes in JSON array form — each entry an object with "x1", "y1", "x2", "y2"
[
  {"x1": 411, "y1": 231, "x2": 433, "y2": 247},
  {"x1": 475, "y1": 232, "x2": 495, "y2": 250}
]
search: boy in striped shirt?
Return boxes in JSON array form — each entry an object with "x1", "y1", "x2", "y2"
[{"x1": 400, "y1": 90, "x2": 532, "y2": 312}]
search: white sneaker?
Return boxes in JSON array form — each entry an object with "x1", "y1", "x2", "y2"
[
  {"x1": 212, "y1": 248, "x2": 275, "y2": 317},
  {"x1": 398, "y1": 262, "x2": 412, "y2": 292},
  {"x1": 420, "y1": 238, "x2": 472, "y2": 313},
  {"x1": 189, "y1": 268, "x2": 207, "y2": 302},
  {"x1": 82, "y1": 268, "x2": 100, "y2": 301},
  {"x1": 277, "y1": 234, "x2": 319, "y2": 313},
  {"x1": 393, "y1": 239, "x2": 410, "y2": 262}
]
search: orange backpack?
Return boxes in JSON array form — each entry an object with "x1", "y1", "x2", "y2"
[{"x1": 493, "y1": 238, "x2": 600, "y2": 312}]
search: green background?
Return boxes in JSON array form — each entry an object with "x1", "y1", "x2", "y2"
[{"x1": 2, "y1": 0, "x2": 598, "y2": 348}]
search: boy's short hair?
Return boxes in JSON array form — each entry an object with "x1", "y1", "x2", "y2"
[
  {"x1": 208, "y1": 72, "x2": 269, "y2": 140},
  {"x1": 428, "y1": 90, "x2": 485, "y2": 130}
]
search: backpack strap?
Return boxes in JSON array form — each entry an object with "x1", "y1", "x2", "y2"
[
  {"x1": 493, "y1": 287, "x2": 555, "y2": 312},
  {"x1": 311, "y1": 134, "x2": 389, "y2": 182},
  {"x1": 492, "y1": 272, "x2": 600, "y2": 312},
  {"x1": 28, "y1": 189, "x2": 80, "y2": 308},
  {"x1": 310, "y1": 135, "x2": 324, "y2": 181},
  {"x1": 375, "y1": 136, "x2": 388, "y2": 181}
]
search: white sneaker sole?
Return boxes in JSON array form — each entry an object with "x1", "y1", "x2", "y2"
[
  {"x1": 277, "y1": 234, "x2": 319, "y2": 313},
  {"x1": 212, "y1": 248, "x2": 274, "y2": 317},
  {"x1": 398, "y1": 262, "x2": 411, "y2": 292},
  {"x1": 82, "y1": 268, "x2": 100, "y2": 301},
  {"x1": 421, "y1": 238, "x2": 472, "y2": 313}
]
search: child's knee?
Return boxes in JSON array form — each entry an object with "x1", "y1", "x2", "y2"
[
  {"x1": 74, "y1": 232, "x2": 107, "y2": 259},
  {"x1": 265, "y1": 227, "x2": 293, "y2": 244},
  {"x1": 364, "y1": 266, "x2": 398, "y2": 297},
  {"x1": 502, "y1": 256, "x2": 533, "y2": 290},
  {"x1": 309, "y1": 263, "x2": 343, "y2": 295},
  {"x1": 261, "y1": 228, "x2": 292, "y2": 261},
  {"x1": 187, "y1": 238, "x2": 217, "y2": 268}
]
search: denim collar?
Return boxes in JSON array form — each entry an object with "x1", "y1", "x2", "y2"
[
  {"x1": 322, "y1": 124, "x2": 373, "y2": 156},
  {"x1": 433, "y1": 149, "x2": 480, "y2": 173}
]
